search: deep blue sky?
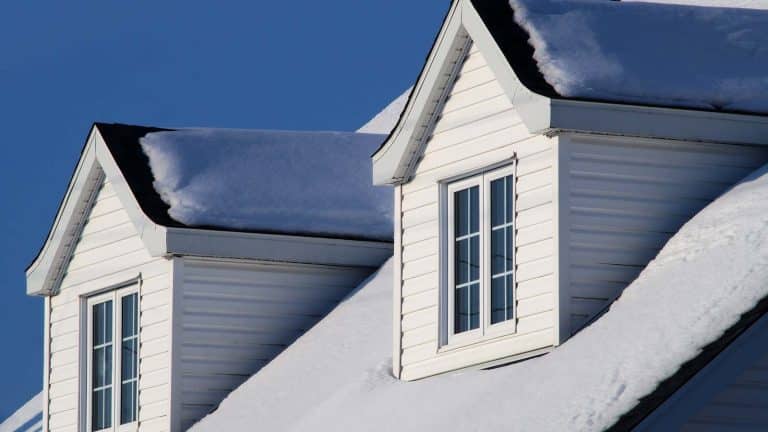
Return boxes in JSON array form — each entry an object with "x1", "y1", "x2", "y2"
[{"x1": 0, "y1": 0, "x2": 445, "y2": 419}]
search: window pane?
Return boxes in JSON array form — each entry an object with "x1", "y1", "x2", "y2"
[
  {"x1": 121, "y1": 293, "x2": 139, "y2": 425},
  {"x1": 491, "y1": 178, "x2": 505, "y2": 226},
  {"x1": 469, "y1": 235, "x2": 480, "y2": 282},
  {"x1": 491, "y1": 228, "x2": 505, "y2": 275},
  {"x1": 490, "y1": 174, "x2": 515, "y2": 325},
  {"x1": 121, "y1": 381, "x2": 137, "y2": 424},
  {"x1": 454, "y1": 286, "x2": 468, "y2": 333},
  {"x1": 454, "y1": 283, "x2": 480, "y2": 333},
  {"x1": 93, "y1": 302, "x2": 113, "y2": 346},
  {"x1": 92, "y1": 387, "x2": 112, "y2": 431},
  {"x1": 122, "y1": 294, "x2": 137, "y2": 339},
  {"x1": 491, "y1": 276, "x2": 506, "y2": 324},
  {"x1": 454, "y1": 189, "x2": 469, "y2": 237},
  {"x1": 455, "y1": 238, "x2": 469, "y2": 285}
]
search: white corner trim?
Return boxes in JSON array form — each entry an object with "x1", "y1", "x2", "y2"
[
  {"x1": 392, "y1": 186, "x2": 403, "y2": 378},
  {"x1": 552, "y1": 135, "x2": 571, "y2": 345},
  {"x1": 168, "y1": 256, "x2": 184, "y2": 432}
]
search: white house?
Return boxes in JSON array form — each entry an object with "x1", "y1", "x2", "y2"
[
  {"x1": 26, "y1": 123, "x2": 392, "y2": 432},
  {"x1": 19, "y1": 0, "x2": 768, "y2": 431},
  {"x1": 374, "y1": 0, "x2": 768, "y2": 381}
]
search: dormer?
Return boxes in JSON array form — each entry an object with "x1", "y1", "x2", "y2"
[
  {"x1": 376, "y1": 0, "x2": 768, "y2": 381},
  {"x1": 28, "y1": 123, "x2": 392, "y2": 431}
]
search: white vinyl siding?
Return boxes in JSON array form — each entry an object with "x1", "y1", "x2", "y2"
[
  {"x1": 397, "y1": 40, "x2": 557, "y2": 381},
  {"x1": 563, "y1": 134, "x2": 768, "y2": 334},
  {"x1": 47, "y1": 174, "x2": 172, "y2": 432},
  {"x1": 177, "y1": 258, "x2": 372, "y2": 430}
]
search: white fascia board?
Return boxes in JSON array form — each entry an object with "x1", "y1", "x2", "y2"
[
  {"x1": 460, "y1": 0, "x2": 551, "y2": 135},
  {"x1": 372, "y1": 0, "x2": 464, "y2": 186},
  {"x1": 550, "y1": 98, "x2": 768, "y2": 146},
  {"x1": 91, "y1": 128, "x2": 168, "y2": 257},
  {"x1": 165, "y1": 227, "x2": 392, "y2": 268},
  {"x1": 26, "y1": 130, "x2": 104, "y2": 297},
  {"x1": 372, "y1": 0, "x2": 552, "y2": 186}
]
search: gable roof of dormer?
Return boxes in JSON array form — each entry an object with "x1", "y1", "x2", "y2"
[
  {"x1": 373, "y1": 0, "x2": 768, "y2": 185},
  {"x1": 27, "y1": 123, "x2": 393, "y2": 296}
]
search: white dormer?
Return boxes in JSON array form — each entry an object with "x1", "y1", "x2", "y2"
[
  {"x1": 28, "y1": 124, "x2": 392, "y2": 431},
  {"x1": 375, "y1": 0, "x2": 768, "y2": 381}
]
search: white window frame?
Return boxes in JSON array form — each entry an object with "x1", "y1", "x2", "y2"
[
  {"x1": 442, "y1": 163, "x2": 517, "y2": 348},
  {"x1": 83, "y1": 285, "x2": 140, "y2": 432}
]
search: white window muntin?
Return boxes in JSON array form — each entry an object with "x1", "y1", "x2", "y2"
[
  {"x1": 85, "y1": 286, "x2": 139, "y2": 432},
  {"x1": 445, "y1": 163, "x2": 517, "y2": 347}
]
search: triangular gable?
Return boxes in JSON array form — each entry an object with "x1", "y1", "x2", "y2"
[
  {"x1": 371, "y1": 0, "x2": 551, "y2": 185},
  {"x1": 26, "y1": 125, "x2": 167, "y2": 296}
]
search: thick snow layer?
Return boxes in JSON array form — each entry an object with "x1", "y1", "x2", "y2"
[
  {"x1": 140, "y1": 129, "x2": 392, "y2": 241},
  {"x1": 192, "y1": 163, "x2": 768, "y2": 431},
  {"x1": 509, "y1": 0, "x2": 768, "y2": 113},
  {"x1": 357, "y1": 88, "x2": 411, "y2": 134},
  {"x1": 0, "y1": 392, "x2": 42, "y2": 432}
]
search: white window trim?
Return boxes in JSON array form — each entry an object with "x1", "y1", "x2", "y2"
[
  {"x1": 441, "y1": 162, "x2": 517, "y2": 350},
  {"x1": 82, "y1": 284, "x2": 140, "y2": 432}
]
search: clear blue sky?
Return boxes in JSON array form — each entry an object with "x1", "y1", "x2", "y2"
[{"x1": 0, "y1": 0, "x2": 446, "y2": 419}]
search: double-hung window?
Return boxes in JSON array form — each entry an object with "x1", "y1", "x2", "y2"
[
  {"x1": 445, "y1": 164, "x2": 516, "y2": 346},
  {"x1": 86, "y1": 286, "x2": 139, "y2": 432}
]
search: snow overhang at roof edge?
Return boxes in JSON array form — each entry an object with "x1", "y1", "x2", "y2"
[{"x1": 372, "y1": 0, "x2": 768, "y2": 186}]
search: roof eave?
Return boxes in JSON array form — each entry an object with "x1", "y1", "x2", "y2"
[{"x1": 549, "y1": 98, "x2": 768, "y2": 146}]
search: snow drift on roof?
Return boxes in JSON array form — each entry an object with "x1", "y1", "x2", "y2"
[
  {"x1": 140, "y1": 129, "x2": 392, "y2": 241},
  {"x1": 509, "y1": 0, "x2": 768, "y2": 113},
  {"x1": 357, "y1": 88, "x2": 411, "y2": 134},
  {"x1": 192, "y1": 162, "x2": 768, "y2": 431}
]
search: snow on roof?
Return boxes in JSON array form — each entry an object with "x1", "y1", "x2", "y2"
[
  {"x1": 191, "y1": 163, "x2": 768, "y2": 431},
  {"x1": 140, "y1": 129, "x2": 393, "y2": 241},
  {"x1": 508, "y1": 0, "x2": 768, "y2": 113},
  {"x1": 357, "y1": 88, "x2": 411, "y2": 134}
]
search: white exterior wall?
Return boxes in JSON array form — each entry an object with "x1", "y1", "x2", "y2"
[
  {"x1": 46, "y1": 176, "x2": 172, "y2": 432},
  {"x1": 397, "y1": 41, "x2": 557, "y2": 381},
  {"x1": 176, "y1": 258, "x2": 372, "y2": 430},
  {"x1": 562, "y1": 135, "x2": 768, "y2": 334}
]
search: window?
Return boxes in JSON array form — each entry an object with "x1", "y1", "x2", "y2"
[
  {"x1": 445, "y1": 164, "x2": 516, "y2": 345},
  {"x1": 86, "y1": 287, "x2": 139, "y2": 432}
]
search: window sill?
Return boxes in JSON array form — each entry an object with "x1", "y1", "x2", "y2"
[{"x1": 439, "y1": 322, "x2": 519, "y2": 354}]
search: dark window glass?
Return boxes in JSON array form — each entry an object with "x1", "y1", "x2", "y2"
[
  {"x1": 453, "y1": 185, "x2": 480, "y2": 334},
  {"x1": 490, "y1": 175, "x2": 515, "y2": 325}
]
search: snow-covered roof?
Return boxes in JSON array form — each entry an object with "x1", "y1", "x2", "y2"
[
  {"x1": 95, "y1": 123, "x2": 392, "y2": 242},
  {"x1": 357, "y1": 88, "x2": 411, "y2": 135},
  {"x1": 140, "y1": 128, "x2": 392, "y2": 241},
  {"x1": 506, "y1": 0, "x2": 768, "y2": 114},
  {"x1": 191, "y1": 162, "x2": 768, "y2": 431}
]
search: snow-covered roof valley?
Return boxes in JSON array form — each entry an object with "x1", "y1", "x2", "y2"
[{"x1": 191, "y1": 162, "x2": 768, "y2": 431}]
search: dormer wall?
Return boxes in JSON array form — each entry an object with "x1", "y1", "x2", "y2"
[
  {"x1": 394, "y1": 40, "x2": 560, "y2": 381},
  {"x1": 559, "y1": 134, "x2": 768, "y2": 334}
]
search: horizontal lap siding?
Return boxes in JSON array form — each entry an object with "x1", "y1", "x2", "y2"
[
  {"x1": 47, "y1": 178, "x2": 171, "y2": 432},
  {"x1": 566, "y1": 137, "x2": 768, "y2": 333},
  {"x1": 179, "y1": 259, "x2": 371, "y2": 430},
  {"x1": 399, "y1": 41, "x2": 556, "y2": 380}
]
